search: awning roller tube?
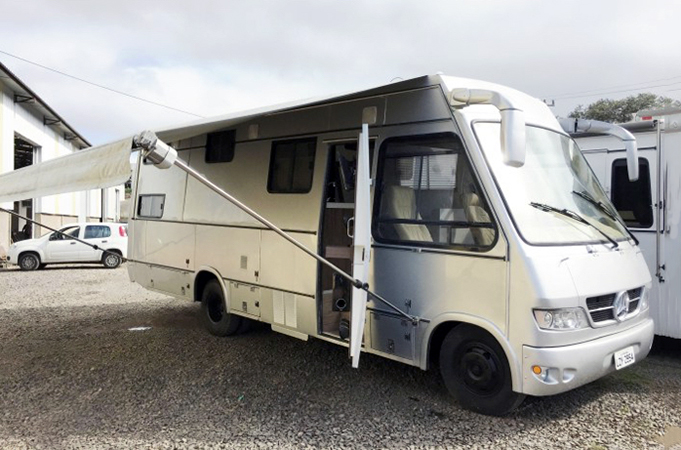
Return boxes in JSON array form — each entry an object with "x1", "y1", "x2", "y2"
[{"x1": 134, "y1": 130, "x2": 177, "y2": 169}]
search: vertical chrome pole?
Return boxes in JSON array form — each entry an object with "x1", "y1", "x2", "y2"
[{"x1": 656, "y1": 119, "x2": 665, "y2": 283}]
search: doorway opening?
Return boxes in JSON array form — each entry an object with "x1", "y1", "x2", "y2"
[
  {"x1": 11, "y1": 136, "x2": 35, "y2": 242},
  {"x1": 318, "y1": 139, "x2": 374, "y2": 339}
]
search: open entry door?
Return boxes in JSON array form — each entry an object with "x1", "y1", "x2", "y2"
[{"x1": 349, "y1": 124, "x2": 372, "y2": 368}]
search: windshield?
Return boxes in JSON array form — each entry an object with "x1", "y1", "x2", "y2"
[{"x1": 473, "y1": 122, "x2": 629, "y2": 245}]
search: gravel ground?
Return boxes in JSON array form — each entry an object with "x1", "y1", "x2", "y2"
[{"x1": 1, "y1": 265, "x2": 680, "y2": 449}]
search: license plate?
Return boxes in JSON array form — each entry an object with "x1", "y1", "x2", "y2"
[{"x1": 614, "y1": 346, "x2": 635, "y2": 370}]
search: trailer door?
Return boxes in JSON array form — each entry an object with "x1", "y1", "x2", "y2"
[{"x1": 607, "y1": 149, "x2": 658, "y2": 272}]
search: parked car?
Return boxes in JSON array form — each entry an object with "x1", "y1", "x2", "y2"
[{"x1": 6, "y1": 222, "x2": 128, "y2": 270}]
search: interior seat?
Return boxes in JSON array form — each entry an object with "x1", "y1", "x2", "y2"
[
  {"x1": 461, "y1": 192, "x2": 494, "y2": 246},
  {"x1": 383, "y1": 186, "x2": 433, "y2": 242}
]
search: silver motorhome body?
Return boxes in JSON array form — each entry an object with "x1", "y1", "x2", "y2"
[{"x1": 126, "y1": 75, "x2": 653, "y2": 413}]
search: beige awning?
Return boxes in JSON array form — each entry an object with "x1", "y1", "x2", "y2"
[{"x1": 0, "y1": 137, "x2": 133, "y2": 203}]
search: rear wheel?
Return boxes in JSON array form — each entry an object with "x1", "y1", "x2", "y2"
[
  {"x1": 201, "y1": 279, "x2": 243, "y2": 336},
  {"x1": 18, "y1": 253, "x2": 40, "y2": 271},
  {"x1": 439, "y1": 325, "x2": 525, "y2": 416}
]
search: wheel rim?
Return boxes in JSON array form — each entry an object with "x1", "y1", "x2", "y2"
[
  {"x1": 206, "y1": 295, "x2": 224, "y2": 323},
  {"x1": 457, "y1": 342, "x2": 503, "y2": 396},
  {"x1": 105, "y1": 254, "x2": 119, "y2": 266},
  {"x1": 22, "y1": 256, "x2": 37, "y2": 270}
]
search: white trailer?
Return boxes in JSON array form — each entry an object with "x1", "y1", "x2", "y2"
[
  {"x1": 570, "y1": 108, "x2": 681, "y2": 339},
  {"x1": 0, "y1": 75, "x2": 654, "y2": 415}
]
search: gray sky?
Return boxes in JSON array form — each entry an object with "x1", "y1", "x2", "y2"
[{"x1": 2, "y1": 0, "x2": 681, "y2": 145}]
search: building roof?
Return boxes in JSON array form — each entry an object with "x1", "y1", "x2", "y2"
[{"x1": 0, "y1": 61, "x2": 90, "y2": 149}]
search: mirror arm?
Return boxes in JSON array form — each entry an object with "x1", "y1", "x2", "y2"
[
  {"x1": 450, "y1": 88, "x2": 526, "y2": 167},
  {"x1": 559, "y1": 118, "x2": 639, "y2": 181}
]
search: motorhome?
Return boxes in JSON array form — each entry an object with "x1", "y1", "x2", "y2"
[
  {"x1": 570, "y1": 108, "x2": 681, "y2": 339},
  {"x1": 0, "y1": 75, "x2": 655, "y2": 415}
]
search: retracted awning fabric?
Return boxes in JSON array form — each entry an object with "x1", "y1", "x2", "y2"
[{"x1": 0, "y1": 137, "x2": 133, "y2": 204}]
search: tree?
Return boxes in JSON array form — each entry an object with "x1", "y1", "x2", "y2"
[{"x1": 568, "y1": 93, "x2": 681, "y2": 123}]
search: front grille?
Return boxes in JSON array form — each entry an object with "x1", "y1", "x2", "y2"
[
  {"x1": 628, "y1": 287, "x2": 643, "y2": 298},
  {"x1": 586, "y1": 287, "x2": 643, "y2": 324},
  {"x1": 587, "y1": 294, "x2": 616, "y2": 311},
  {"x1": 590, "y1": 309, "x2": 614, "y2": 322},
  {"x1": 627, "y1": 287, "x2": 642, "y2": 313}
]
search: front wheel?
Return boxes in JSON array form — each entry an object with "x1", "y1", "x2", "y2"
[
  {"x1": 18, "y1": 253, "x2": 40, "y2": 271},
  {"x1": 439, "y1": 325, "x2": 525, "y2": 416},
  {"x1": 201, "y1": 279, "x2": 243, "y2": 336}
]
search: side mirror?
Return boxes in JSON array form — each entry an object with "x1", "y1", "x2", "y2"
[
  {"x1": 450, "y1": 88, "x2": 526, "y2": 167},
  {"x1": 49, "y1": 233, "x2": 57, "y2": 241},
  {"x1": 624, "y1": 140, "x2": 639, "y2": 182}
]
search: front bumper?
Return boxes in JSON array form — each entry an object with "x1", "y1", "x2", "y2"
[{"x1": 521, "y1": 317, "x2": 654, "y2": 396}]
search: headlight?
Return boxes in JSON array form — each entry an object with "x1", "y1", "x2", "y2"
[
  {"x1": 533, "y1": 307, "x2": 589, "y2": 330},
  {"x1": 639, "y1": 286, "x2": 649, "y2": 311}
]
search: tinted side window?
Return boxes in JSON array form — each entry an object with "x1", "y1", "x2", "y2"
[
  {"x1": 84, "y1": 225, "x2": 112, "y2": 239},
  {"x1": 611, "y1": 158, "x2": 653, "y2": 228},
  {"x1": 268, "y1": 138, "x2": 316, "y2": 193},
  {"x1": 205, "y1": 130, "x2": 236, "y2": 163},
  {"x1": 64, "y1": 226, "x2": 80, "y2": 239},
  {"x1": 373, "y1": 134, "x2": 496, "y2": 249},
  {"x1": 51, "y1": 226, "x2": 79, "y2": 240},
  {"x1": 138, "y1": 194, "x2": 166, "y2": 219}
]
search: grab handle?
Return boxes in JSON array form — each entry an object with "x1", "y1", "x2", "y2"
[{"x1": 346, "y1": 217, "x2": 354, "y2": 239}]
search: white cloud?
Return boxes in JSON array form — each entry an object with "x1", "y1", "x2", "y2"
[{"x1": 1, "y1": 0, "x2": 681, "y2": 143}]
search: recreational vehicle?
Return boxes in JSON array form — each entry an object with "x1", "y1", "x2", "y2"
[
  {"x1": 570, "y1": 108, "x2": 681, "y2": 339},
  {"x1": 0, "y1": 75, "x2": 654, "y2": 415}
]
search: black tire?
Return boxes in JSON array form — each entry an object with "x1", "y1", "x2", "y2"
[
  {"x1": 18, "y1": 253, "x2": 40, "y2": 271},
  {"x1": 439, "y1": 325, "x2": 525, "y2": 416},
  {"x1": 102, "y1": 252, "x2": 122, "y2": 269},
  {"x1": 201, "y1": 279, "x2": 243, "y2": 336}
]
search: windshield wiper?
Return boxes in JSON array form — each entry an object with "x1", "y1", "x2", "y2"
[
  {"x1": 572, "y1": 190, "x2": 639, "y2": 246},
  {"x1": 572, "y1": 190, "x2": 617, "y2": 221},
  {"x1": 530, "y1": 202, "x2": 619, "y2": 249}
]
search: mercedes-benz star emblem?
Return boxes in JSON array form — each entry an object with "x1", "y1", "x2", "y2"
[{"x1": 613, "y1": 291, "x2": 630, "y2": 322}]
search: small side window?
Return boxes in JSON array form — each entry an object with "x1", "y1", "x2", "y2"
[
  {"x1": 205, "y1": 130, "x2": 236, "y2": 163},
  {"x1": 268, "y1": 138, "x2": 316, "y2": 193},
  {"x1": 138, "y1": 194, "x2": 166, "y2": 219},
  {"x1": 611, "y1": 158, "x2": 653, "y2": 228}
]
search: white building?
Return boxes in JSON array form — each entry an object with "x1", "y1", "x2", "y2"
[{"x1": 0, "y1": 62, "x2": 121, "y2": 257}]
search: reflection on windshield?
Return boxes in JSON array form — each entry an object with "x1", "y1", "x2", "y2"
[{"x1": 474, "y1": 123, "x2": 629, "y2": 245}]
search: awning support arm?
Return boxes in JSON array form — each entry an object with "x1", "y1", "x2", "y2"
[{"x1": 133, "y1": 131, "x2": 419, "y2": 325}]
